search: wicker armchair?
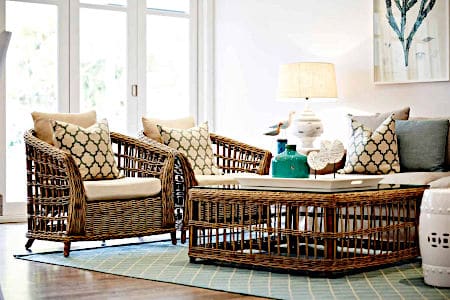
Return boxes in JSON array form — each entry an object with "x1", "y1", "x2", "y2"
[
  {"x1": 139, "y1": 131, "x2": 272, "y2": 242},
  {"x1": 24, "y1": 130, "x2": 178, "y2": 256}
]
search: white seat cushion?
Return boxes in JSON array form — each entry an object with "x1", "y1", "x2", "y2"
[
  {"x1": 83, "y1": 177, "x2": 161, "y2": 201},
  {"x1": 379, "y1": 172, "x2": 450, "y2": 185},
  {"x1": 195, "y1": 174, "x2": 239, "y2": 186},
  {"x1": 429, "y1": 176, "x2": 450, "y2": 189}
]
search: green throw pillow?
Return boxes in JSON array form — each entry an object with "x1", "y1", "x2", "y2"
[
  {"x1": 158, "y1": 122, "x2": 221, "y2": 175},
  {"x1": 339, "y1": 115, "x2": 400, "y2": 174},
  {"x1": 396, "y1": 119, "x2": 449, "y2": 171},
  {"x1": 52, "y1": 119, "x2": 121, "y2": 180}
]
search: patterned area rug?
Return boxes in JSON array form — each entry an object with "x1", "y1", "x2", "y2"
[{"x1": 15, "y1": 241, "x2": 449, "y2": 300}]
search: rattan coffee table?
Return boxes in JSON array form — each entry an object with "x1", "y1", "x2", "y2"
[{"x1": 188, "y1": 184, "x2": 427, "y2": 276}]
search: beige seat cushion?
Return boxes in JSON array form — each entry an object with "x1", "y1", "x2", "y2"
[
  {"x1": 380, "y1": 172, "x2": 450, "y2": 185},
  {"x1": 195, "y1": 173, "x2": 264, "y2": 186},
  {"x1": 83, "y1": 177, "x2": 161, "y2": 201},
  {"x1": 32, "y1": 110, "x2": 97, "y2": 145},
  {"x1": 142, "y1": 116, "x2": 195, "y2": 143},
  {"x1": 195, "y1": 174, "x2": 239, "y2": 186}
]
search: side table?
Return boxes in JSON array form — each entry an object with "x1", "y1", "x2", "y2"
[{"x1": 419, "y1": 189, "x2": 450, "y2": 287}]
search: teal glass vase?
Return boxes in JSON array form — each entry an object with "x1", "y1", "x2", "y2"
[
  {"x1": 272, "y1": 144, "x2": 309, "y2": 178},
  {"x1": 276, "y1": 139, "x2": 287, "y2": 154}
]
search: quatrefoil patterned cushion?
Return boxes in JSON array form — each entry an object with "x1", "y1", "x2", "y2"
[
  {"x1": 339, "y1": 115, "x2": 400, "y2": 174},
  {"x1": 52, "y1": 119, "x2": 121, "y2": 180},
  {"x1": 158, "y1": 122, "x2": 221, "y2": 175}
]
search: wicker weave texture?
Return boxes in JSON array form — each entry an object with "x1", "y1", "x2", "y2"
[
  {"x1": 209, "y1": 133, "x2": 272, "y2": 175},
  {"x1": 139, "y1": 131, "x2": 273, "y2": 237},
  {"x1": 25, "y1": 129, "x2": 177, "y2": 255},
  {"x1": 188, "y1": 186, "x2": 427, "y2": 275}
]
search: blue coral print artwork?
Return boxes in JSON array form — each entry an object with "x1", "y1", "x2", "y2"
[
  {"x1": 373, "y1": 0, "x2": 449, "y2": 83},
  {"x1": 385, "y1": 0, "x2": 436, "y2": 67}
]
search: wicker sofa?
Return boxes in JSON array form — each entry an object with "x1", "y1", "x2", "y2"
[
  {"x1": 338, "y1": 110, "x2": 450, "y2": 187},
  {"x1": 24, "y1": 129, "x2": 178, "y2": 256},
  {"x1": 360, "y1": 116, "x2": 450, "y2": 188}
]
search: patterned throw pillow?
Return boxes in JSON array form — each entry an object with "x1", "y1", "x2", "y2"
[
  {"x1": 142, "y1": 116, "x2": 195, "y2": 143},
  {"x1": 339, "y1": 115, "x2": 400, "y2": 174},
  {"x1": 158, "y1": 122, "x2": 221, "y2": 175},
  {"x1": 52, "y1": 119, "x2": 121, "y2": 180}
]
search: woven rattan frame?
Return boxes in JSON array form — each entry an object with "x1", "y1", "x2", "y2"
[
  {"x1": 188, "y1": 185, "x2": 427, "y2": 276},
  {"x1": 139, "y1": 131, "x2": 272, "y2": 242},
  {"x1": 24, "y1": 130, "x2": 177, "y2": 256},
  {"x1": 209, "y1": 133, "x2": 272, "y2": 175}
]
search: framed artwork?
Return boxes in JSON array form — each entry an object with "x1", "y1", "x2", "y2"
[{"x1": 373, "y1": 0, "x2": 449, "y2": 84}]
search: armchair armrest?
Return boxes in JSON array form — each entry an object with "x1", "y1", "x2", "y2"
[
  {"x1": 209, "y1": 133, "x2": 272, "y2": 175},
  {"x1": 111, "y1": 132, "x2": 179, "y2": 226},
  {"x1": 24, "y1": 130, "x2": 86, "y2": 236},
  {"x1": 138, "y1": 131, "x2": 198, "y2": 187}
]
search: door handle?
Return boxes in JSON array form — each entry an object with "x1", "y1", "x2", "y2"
[{"x1": 131, "y1": 84, "x2": 138, "y2": 97}]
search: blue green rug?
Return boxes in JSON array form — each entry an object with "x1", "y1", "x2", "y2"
[{"x1": 15, "y1": 241, "x2": 449, "y2": 300}]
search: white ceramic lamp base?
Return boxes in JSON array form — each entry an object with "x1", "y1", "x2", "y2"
[{"x1": 289, "y1": 107, "x2": 323, "y2": 148}]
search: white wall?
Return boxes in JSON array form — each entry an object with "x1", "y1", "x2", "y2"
[
  {"x1": 214, "y1": 0, "x2": 450, "y2": 151},
  {"x1": 0, "y1": 0, "x2": 5, "y2": 214}
]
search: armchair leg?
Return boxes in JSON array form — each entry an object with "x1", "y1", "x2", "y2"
[
  {"x1": 181, "y1": 230, "x2": 187, "y2": 244},
  {"x1": 25, "y1": 238, "x2": 35, "y2": 250},
  {"x1": 171, "y1": 232, "x2": 177, "y2": 245},
  {"x1": 63, "y1": 241, "x2": 71, "y2": 257}
]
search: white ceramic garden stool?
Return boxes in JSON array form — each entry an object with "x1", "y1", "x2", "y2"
[{"x1": 419, "y1": 189, "x2": 450, "y2": 287}]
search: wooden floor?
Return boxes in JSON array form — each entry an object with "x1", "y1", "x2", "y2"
[{"x1": 0, "y1": 223, "x2": 266, "y2": 300}]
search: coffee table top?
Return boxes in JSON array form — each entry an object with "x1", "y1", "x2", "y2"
[{"x1": 192, "y1": 183, "x2": 429, "y2": 194}]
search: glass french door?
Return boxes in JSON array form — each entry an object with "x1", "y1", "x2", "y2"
[
  {"x1": 78, "y1": 1, "x2": 128, "y2": 133},
  {"x1": 3, "y1": 0, "x2": 67, "y2": 217},
  {"x1": 77, "y1": 0, "x2": 195, "y2": 131},
  {"x1": 144, "y1": 1, "x2": 192, "y2": 119},
  {"x1": 2, "y1": 0, "x2": 196, "y2": 218}
]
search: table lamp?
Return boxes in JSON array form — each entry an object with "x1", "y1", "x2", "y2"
[{"x1": 277, "y1": 62, "x2": 337, "y2": 148}]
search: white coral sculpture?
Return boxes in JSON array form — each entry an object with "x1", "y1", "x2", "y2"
[{"x1": 307, "y1": 140, "x2": 345, "y2": 178}]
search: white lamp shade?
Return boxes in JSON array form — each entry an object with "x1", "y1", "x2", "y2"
[{"x1": 277, "y1": 62, "x2": 337, "y2": 99}]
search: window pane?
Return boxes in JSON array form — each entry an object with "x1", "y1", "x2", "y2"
[
  {"x1": 6, "y1": 2, "x2": 58, "y2": 202},
  {"x1": 80, "y1": 0, "x2": 126, "y2": 7},
  {"x1": 146, "y1": 0, "x2": 189, "y2": 13},
  {"x1": 146, "y1": 15, "x2": 190, "y2": 119},
  {"x1": 80, "y1": 8, "x2": 127, "y2": 133}
]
